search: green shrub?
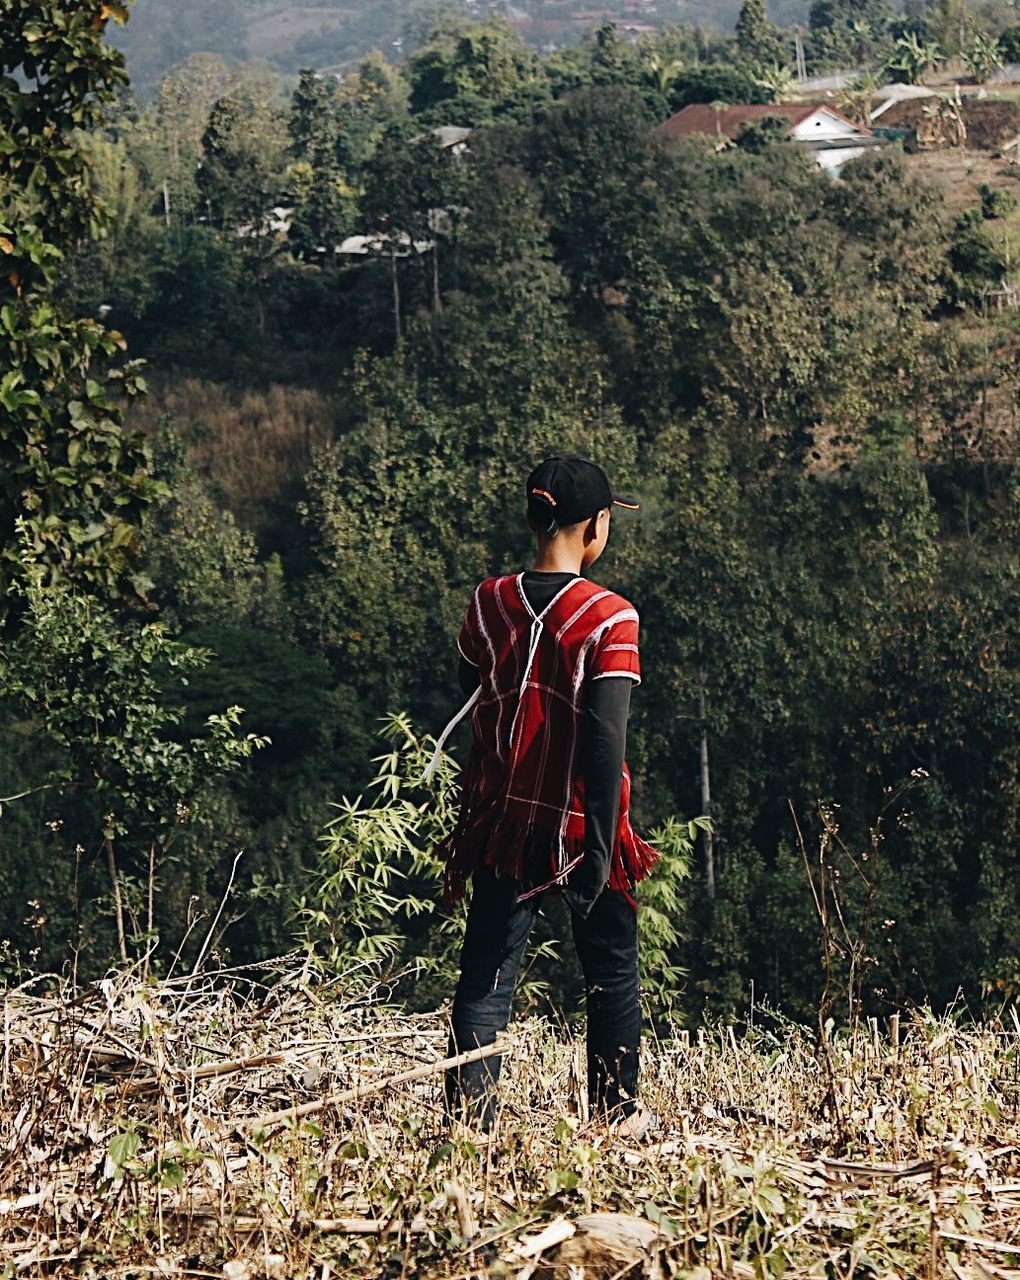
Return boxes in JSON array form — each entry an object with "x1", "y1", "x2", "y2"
[
  {"x1": 293, "y1": 714, "x2": 702, "y2": 1017},
  {"x1": 979, "y1": 183, "x2": 1017, "y2": 220}
]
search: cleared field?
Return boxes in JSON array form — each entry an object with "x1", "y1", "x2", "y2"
[
  {"x1": 906, "y1": 149, "x2": 1020, "y2": 211},
  {"x1": 2, "y1": 970, "x2": 1018, "y2": 1278},
  {"x1": 246, "y1": 5, "x2": 356, "y2": 61}
]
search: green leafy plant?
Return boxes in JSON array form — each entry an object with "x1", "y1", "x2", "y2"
[
  {"x1": 636, "y1": 816, "x2": 703, "y2": 1020},
  {"x1": 961, "y1": 31, "x2": 1003, "y2": 84},
  {"x1": 293, "y1": 713, "x2": 465, "y2": 989},
  {"x1": 0, "y1": 0, "x2": 166, "y2": 607},
  {"x1": 884, "y1": 32, "x2": 943, "y2": 84},
  {"x1": 751, "y1": 63, "x2": 794, "y2": 102},
  {"x1": 0, "y1": 538, "x2": 267, "y2": 964},
  {"x1": 297, "y1": 715, "x2": 701, "y2": 1013},
  {"x1": 979, "y1": 183, "x2": 1016, "y2": 221}
]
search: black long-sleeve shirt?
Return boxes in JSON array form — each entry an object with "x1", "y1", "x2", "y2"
[{"x1": 457, "y1": 570, "x2": 632, "y2": 917}]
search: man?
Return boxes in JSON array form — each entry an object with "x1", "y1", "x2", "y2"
[{"x1": 434, "y1": 454, "x2": 658, "y2": 1140}]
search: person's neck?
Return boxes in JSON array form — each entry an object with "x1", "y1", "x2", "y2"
[{"x1": 531, "y1": 539, "x2": 584, "y2": 575}]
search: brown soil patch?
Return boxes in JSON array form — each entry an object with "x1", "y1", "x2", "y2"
[
  {"x1": 879, "y1": 97, "x2": 1020, "y2": 151},
  {"x1": 904, "y1": 149, "x2": 1020, "y2": 210}
]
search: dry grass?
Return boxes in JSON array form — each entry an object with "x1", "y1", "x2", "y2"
[
  {"x1": 245, "y1": 7, "x2": 355, "y2": 61},
  {"x1": 126, "y1": 381, "x2": 336, "y2": 533},
  {"x1": 3, "y1": 966, "x2": 1020, "y2": 1279},
  {"x1": 905, "y1": 150, "x2": 1020, "y2": 212}
]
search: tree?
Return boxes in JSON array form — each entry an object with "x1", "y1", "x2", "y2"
[
  {"x1": 524, "y1": 87, "x2": 666, "y2": 301},
  {"x1": 199, "y1": 80, "x2": 289, "y2": 332},
  {"x1": 199, "y1": 84, "x2": 289, "y2": 236},
  {"x1": 669, "y1": 64, "x2": 773, "y2": 109},
  {"x1": 838, "y1": 72, "x2": 879, "y2": 128},
  {"x1": 154, "y1": 53, "x2": 235, "y2": 227},
  {"x1": 333, "y1": 52, "x2": 411, "y2": 177},
  {"x1": 754, "y1": 62, "x2": 795, "y2": 99},
  {"x1": 408, "y1": 19, "x2": 540, "y2": 124},
  {"x1": 588, "y1": 23, "x2": 647, "y2": 91},
  {"x1": 808, "y1": 0, "x2": 892, "y2": 65},
  {"x1": 0, "y1": 0, "x2": 164, "y2": 607},
  {"x1": 1, "y1": 553, "x2": 265, "y2": 965},
  {"x1": 143, "y1": 431, "x2": 269, "y2": 630},
  {"x1": 64, "y1": 132, "x2": 151, "y2": 315},
  {"x1": 826, "y1": 147, "x2": 947, "y2": 312},
  {"x1": 360, "y1": 125, "x2": 463, "y2": 338},
  {"x1": 736, "y1": 0, "x2": 788, "y2": 66},
  {"x1": 1000, "y1": 26, "x2": 1020, "y2": 64},
  {"x1": 946, "y1": 208, "x2": 1008, "y2": 307},
  {"x1": 884, "y1": 31, "x2": 943, "y2": 83},
  {"x1": 961, "y1": 31, "x2": 1003, "y2": 83},
  {"x1": 809, "y1": 0, "x2": 891, "y2": 39},
  {"x1": 287, "y1": 70, "x2": 356, "y2": 258}
]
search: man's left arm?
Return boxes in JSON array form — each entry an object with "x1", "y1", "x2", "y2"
[
  {"x1": 563, "y1": 609, "x2": 641, "y2": 918},
  {"x1": 563, "y1": 676, "x2": 633, "y2": 918}
]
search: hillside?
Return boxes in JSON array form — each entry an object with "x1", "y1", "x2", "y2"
[{"x1": 112, "y1": 0, "x2": 811, "y2": 96}]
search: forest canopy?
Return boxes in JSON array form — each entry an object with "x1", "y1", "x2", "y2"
[{"x1": 2, "y1": 0, "x2": 1020, "y2": 1027}]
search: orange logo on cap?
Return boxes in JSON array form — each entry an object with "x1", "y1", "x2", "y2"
[{"x1": 531, "y1": 488, "x2": 558, "y2": 506}]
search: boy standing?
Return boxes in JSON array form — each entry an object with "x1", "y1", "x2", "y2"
[{"x1": 435, "y1": 454, "x2": 658, "y2": 1139}]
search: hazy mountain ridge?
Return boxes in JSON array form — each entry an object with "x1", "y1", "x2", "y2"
[{"x1": 113, "y1": 0, "x2": 811, "y2": 97}]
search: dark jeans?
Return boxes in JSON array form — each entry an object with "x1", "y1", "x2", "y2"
[{"x1": 444, "y1": 864, "x2": 641, "y2": 1131}]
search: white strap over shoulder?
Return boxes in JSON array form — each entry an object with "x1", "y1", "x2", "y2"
[{"x1": 421, "y1": 686, "x2": 481, "y2": 783}]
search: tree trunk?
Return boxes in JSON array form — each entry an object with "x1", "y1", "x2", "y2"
[
  {"x1": 256, "y1": 259, "x2": 267, "y2": 336},
  {"x1": 432, "y1": 240, "x2": 442, "y2": 313},
  {"x1": 698, "y1": 658, "x2": 715, "y2": 898},
  {"x1": 391, "y1": 250, "x2": 402, "y2": 342},
  {"x1": 105, "y1": 837, "x2": 128, "y2": 964}
]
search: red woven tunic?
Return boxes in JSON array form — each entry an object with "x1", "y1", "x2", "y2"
[{"x1": 439, "y1": 573, "x2": 658, "y2": 907}]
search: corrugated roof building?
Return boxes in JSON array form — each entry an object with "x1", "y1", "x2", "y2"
[{"x1": 661, "y1": 103, "x2": 883, "y2": 174}]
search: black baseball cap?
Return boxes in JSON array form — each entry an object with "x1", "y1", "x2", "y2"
[{"x1": 526, "y1": 454, "x2": 640, "y2": 535}]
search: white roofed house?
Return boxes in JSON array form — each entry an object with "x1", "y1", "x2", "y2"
[{"x1": 661, "y1": 103, "x2": 883, "y2": 175}]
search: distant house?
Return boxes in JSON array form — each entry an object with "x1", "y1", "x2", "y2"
[
  {"x1": 661, "y1": 103, "x2": 882, "y2": 175},
  {"x1": 433, "y1": 125, "x2": 472, "y2": 155},
  {"x1": 336, "y1": 230, "x2": 434, "y2": 259},
  {"x1": 621, "y1": 20, "x2": 659, "y2": 39}
]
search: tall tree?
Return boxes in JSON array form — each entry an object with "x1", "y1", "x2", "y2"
[
  {"x1": 809, "y1": 0, "x2": 891, "y2": 63},
  {"x1": 524, "y1": 87, "x2": 665, "y2": 302},
  {"x1": 735, "y1": 0, "x2": 788, "y2": 66},
  {"x1": 0, "y1": 0, "x2": 161, "y2": 605},
  {"x1": 333, "y1": 52, "x2": 411, "y2": 177},
  {"x1": 199, "y1": 79, "x2": 289, "y2": 331},
  {"x1": 155, "y1": 53, "x2": 234, "y2": 226},
  {"x1": 287, "y1": 70, "x2": 355, "y2": 258},
  {"x1": 408, "y1": 19, "x2": 539, "y2": 125},
  {"x1": 0, "y1": 0, "x2": 265, "y2": 970},
  {"x1": 199, "y1": 84, "x2": 288, "y2": 235}
]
